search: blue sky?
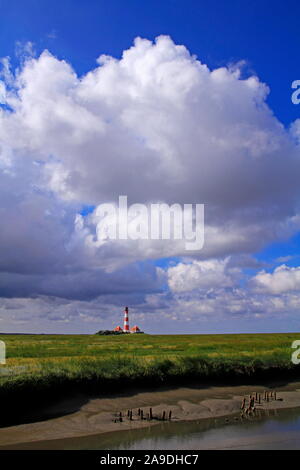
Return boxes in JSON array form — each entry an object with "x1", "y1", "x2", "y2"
[{"x1": 0, "y1": 0, "x2": 300, "y2": 333}]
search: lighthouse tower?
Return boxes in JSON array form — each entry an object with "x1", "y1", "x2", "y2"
[{"x1": 123, "y1": 306, "x2": 130, "y2": 332}]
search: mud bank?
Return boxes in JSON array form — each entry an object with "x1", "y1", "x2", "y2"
[{"x1": 1, "y1": 382, "x2": 300, "y2": 449}]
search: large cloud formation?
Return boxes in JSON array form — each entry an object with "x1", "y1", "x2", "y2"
[{"x1": 0, "y1": 36, "x2": 300, "y2": 332}]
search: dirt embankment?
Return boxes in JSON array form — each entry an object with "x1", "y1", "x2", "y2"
[{"x1": 1, "y1": 382, "x2": 300, "y2": 448}]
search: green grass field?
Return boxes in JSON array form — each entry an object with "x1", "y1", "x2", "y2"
[
  {"x1": 0, "y1": 332, "x2": 299, "y2": 424},
  {"x1": 1, "y1": 332, "x2": 299, "y2": 383},
  {"x1": 1, "y1": 332, "x2": 300, "y2": 362}
]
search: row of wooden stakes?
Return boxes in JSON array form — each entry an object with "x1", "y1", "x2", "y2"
[
  {"x1": 240, "y1": 390, "x2": 281, "y2": 415},
  {"x1": 114, "y1": 407, "x2": 172, "y2": 423}
]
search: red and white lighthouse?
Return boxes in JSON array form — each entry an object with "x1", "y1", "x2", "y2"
[{"x1": 123, "y1": 306, "x2": 130, "y2": 332}]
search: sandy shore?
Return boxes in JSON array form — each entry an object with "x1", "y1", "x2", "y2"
[{"x1": 1, "y1": 382, "x2": 300, "y2": 448}]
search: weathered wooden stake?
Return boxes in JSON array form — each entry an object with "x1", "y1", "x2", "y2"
[
  {"x1": 140, "y1": 410, "x2": 143, "y2": 420},
  {"x1": 150, "y1": 408, "x2": 153, "y2": 419},
  {"x1": 162, "y1": 411, "x2": 166, "y2": 421},
  {"x1": 168, "y1": 410, "x2": 172, "y2": 420}
]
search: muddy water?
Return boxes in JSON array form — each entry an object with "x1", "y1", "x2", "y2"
[{"x1": 6, "y1": 406, "x2": 300, "y2": 450}]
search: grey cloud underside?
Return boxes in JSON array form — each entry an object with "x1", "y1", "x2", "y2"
[{"x1": 0, "y1": 264, "x2": 162, "y2": 300}]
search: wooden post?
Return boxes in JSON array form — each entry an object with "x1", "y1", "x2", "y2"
[
  {"x1": 258, "y1": 393, "x2": 261, "y2": 404},
  {"x1": 140, "y1": 410, "x2": 143, "y2": 420},
  {"x1": 168, "y1": 410, "x2": 172, "y2": 420},
  {"x1": 119, "y1": 412, "x2": 123, "y2": 422},
  {"x1": 129, "y1": 410, "x2": 133, "y2": 421},
  {"x1": 150, "y1": 408, "x2": 153, "y2": 420},
  {"x1": 162, "y1": 411, "x2": 166, "y2": 421}
]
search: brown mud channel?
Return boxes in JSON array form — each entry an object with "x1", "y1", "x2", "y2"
[{"x1": 1, "y1": 381, "x2": 300, "y2": 449}]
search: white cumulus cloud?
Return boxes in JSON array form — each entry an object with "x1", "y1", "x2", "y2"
[
  {"x1": 0, "y1": 36, "x2": 299, "y2": 331},
  {"x1": 167, "y1": 258, "x2": 238, "y2": 292},
  {"x1": 252, "y1": 264, "x2": 300, "y2": 294}
]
